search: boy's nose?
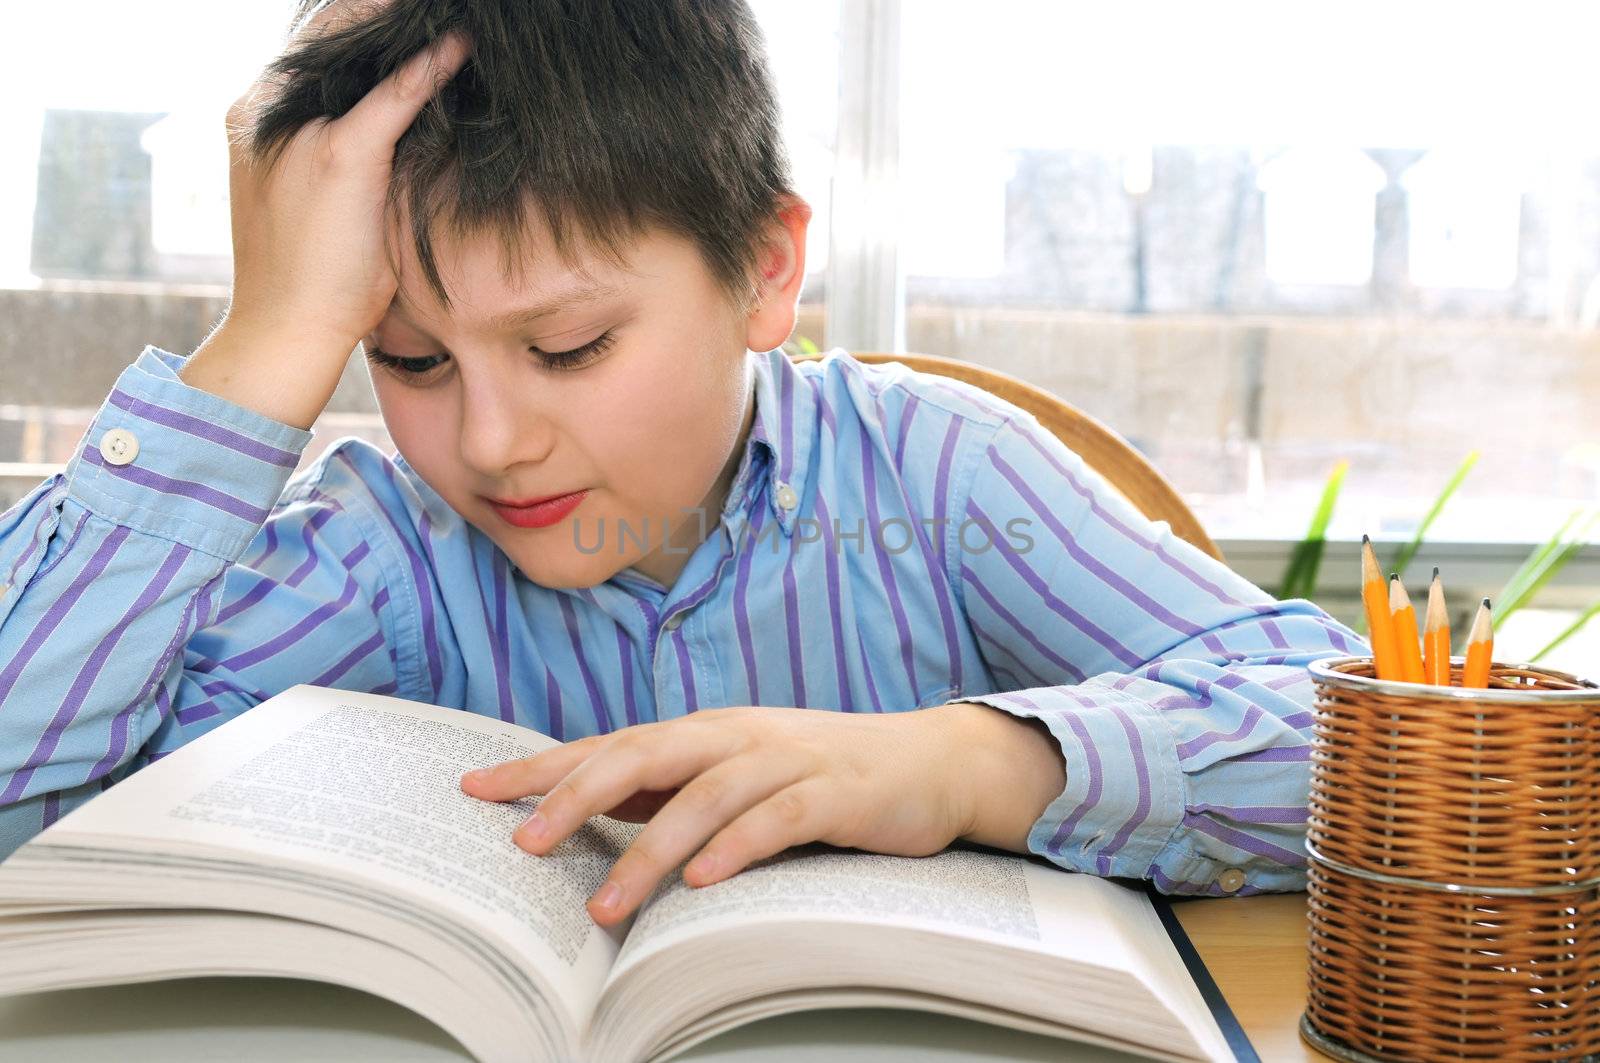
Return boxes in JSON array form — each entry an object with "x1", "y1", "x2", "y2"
[{"x1": 456, "y1": 372, "x2": 557, "y2": 477}]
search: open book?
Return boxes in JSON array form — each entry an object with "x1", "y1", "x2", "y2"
[{"x1": 0, "y1": 685, "x2": 1238, "y2": 1062}]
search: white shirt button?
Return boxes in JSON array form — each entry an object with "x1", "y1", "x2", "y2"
[
  {"x1": 1217, "y1": 867, "x2": 1247, "y2": 894},
  {"x1": 774, "y1": 481, "x2": 798, "y2": 510},
  {"x1": 99, "y1": 428, "x2": 140, "y2": 466},
  {"x1": 661, "y1": 614, "x2": 683, "y2": 632}
]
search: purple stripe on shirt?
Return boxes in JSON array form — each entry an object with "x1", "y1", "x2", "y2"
[
  {"x1": 81, "y1": 446, "x2": 270, "y2": 523},
  {"x1": 1181, "y1": 811, "x2": 1303, "y2": 866},
  {"x1": 967, "y1": 501, "x2": 1143, "y2": 669},
  {"x1": 545, "y1": 667, "x2": 564, "y2": 741},
  {"x1": 107, "y1": 388, "x2": 300, "y2": 468},
  {"x1": 1233, "y1": 744, "x2": 1312, "y2": 764},
  {"x1": 215, "y1": 510, "x2": 345, "y2": 627},
  {"x1": 732, "y1": 502, "x2": 763, "y2": 705},
  {"x1": 559, "y1": 594, "x2": 610, "y2": 735},
  {"x1": 31, "y1": 509, "x2": 91, "y2": 584},
  {"x1": 872, "y1": 406, "x2": 965, "y2": 697},
  {"x1": 673, "y1": 628, "x2": 699, "y2": 712},
  {"x1": 1094, "y1": 703, "x2": 1157, "y2": 869},
  {"x1": 310, "y1": 629, "x2": 387, "y2": 687},
  {"x1": 488, "y1": 553, "x2": 514, "y2": 723},
  {"x1": 1014, "y1": 425, "x2": 1270, "y2": 613},
  {"x1": 1177, "y1": 705, "x2": 1269, "y2": 760},
  {"x1": 41, "y1": 790, "x2": 60, "y2": 828},
  {"x1": 960, "y1": 564, "x2": 1087, "y2": 683},
  {"x1": 992, "y1": 448, "x2": 1210, "y2": 639},
  {"x1": 0, "y1": 525, "x2": 131, "y2": 708},
  {"x1": 285, "y1": 507, "x2": 343, "y2": 587},
  {"x1": 812, "y1": 493, "x2": 853, "y2": 711},
  {"x1": 893, "y1": 393, "x2": 920, "y2": 471},
  {"x1": 215, "y1": 572, "x2": 359, "y2": 672},
  {"x1": 0, "y1": 540, "x2": 190, "y2": 804},
  {"x1": 780, "y1": 527, "x2": 808, "y2": 706},
  {"x1": 176, "y1": 701, "x2": 222, "y2": 726},
  {"x1": 859, "y1": 419, "x2": 919, "y2": 697},
  {"x1": 931, "y1": 416, "x2": 962, "y2": 565},
  {"x1": 350, "y1": 454, "x2": 442, "y2": 698},
  {"x1": 242, "y1": 520, "x2": 281, "y2": 570},
  {"x1": 615, "y1": 625, "x2": 640, "y2": 729},
  {"x1": 89, "y1": 568, "x2": 223, "y2": 780},
  {"x1": 1187, "y1": 802, "x2": 1308, "y2": 825}
]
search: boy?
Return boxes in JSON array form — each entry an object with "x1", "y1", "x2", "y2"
[{"x1": 0, "y1": 0, "x2": 1362, "y2": 928}]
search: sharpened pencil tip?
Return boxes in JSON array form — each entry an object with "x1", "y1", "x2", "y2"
[
  {"x1": 1432, "y1": 566, "x2": 1440, "y2": 579},
  {"x1": 1363, "y1": 533, "x2": 1371, "y2": 545}
]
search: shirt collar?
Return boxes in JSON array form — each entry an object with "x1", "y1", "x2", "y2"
[{"x1": 720, "y1": 346, "x2": 819, "y2": 538}]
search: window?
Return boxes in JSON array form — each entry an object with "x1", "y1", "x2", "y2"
[
  {"x1": 3, "y1": 1, "x2": 1595, "y2": 667},
  {"x1": 0, "y1": 0, "x2": 836, "y2": 505}
]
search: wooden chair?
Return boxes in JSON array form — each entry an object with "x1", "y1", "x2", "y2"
[{"x1": 790, "y1": 348, "x2": 1224, "y2": 563}]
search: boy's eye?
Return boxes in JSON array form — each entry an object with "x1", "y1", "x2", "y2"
[
  {"x1": 362, "y1": 330, "x2": 616, "y2": 383},
  {"x1": 534, "y1": 329, "x2": 616, "y2": 370},
  {"x1": 366, "y1": 351, "x2": 449, "y2": 377}
]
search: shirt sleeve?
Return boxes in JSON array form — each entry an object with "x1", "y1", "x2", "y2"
[
  {"x1": 0, "y1": 345, "x2": 409, "y2": 861},
  {"x1": 946, "y1": 412, "x2": 1365, "y2": 897}
]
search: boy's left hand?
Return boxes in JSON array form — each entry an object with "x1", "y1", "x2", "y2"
[{"x1": 459, "y1": 705, "x2": 981, "y2": 927}]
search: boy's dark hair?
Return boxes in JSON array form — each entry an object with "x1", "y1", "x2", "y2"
[{"x1": 250, "y1": 0, "x2": 796, "y2": 313}]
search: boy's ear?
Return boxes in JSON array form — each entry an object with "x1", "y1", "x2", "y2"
[{"x1": 743, "y1": 194, "x2": 813, "y2": 353}]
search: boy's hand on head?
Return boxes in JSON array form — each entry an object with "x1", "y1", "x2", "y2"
[
  {"x1": 458, "y1": 706, "x2": 986, "y2": 928},
  {"x1": 182, "y1": 3, "x2": 471, "y2": 429}
]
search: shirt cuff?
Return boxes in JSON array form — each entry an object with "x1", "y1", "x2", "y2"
[{"x1": 65, "y1": 345, "x2": 315, "y2": 560}]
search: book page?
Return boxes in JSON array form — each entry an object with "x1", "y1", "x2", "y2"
[
  {"x1": 595, "y1": 844, "x2": 1228, "y2": 1063},
  {"x1": 613, "y1": 842, "x2": 1068, "y2": 975},
  {"x1": 33, "y1": 684, "x2": 638, "y2": 1027}
]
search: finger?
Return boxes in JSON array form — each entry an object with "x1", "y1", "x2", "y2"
[
  {"x1": 585, "y1": 760, "x2": 801, "y2": 926},
  {"x1": 459, "y1": 733, "x2": 611, "y2": 800},
  {"x1": 334, "y1": 31, "x2": 472, "y2": 151},
  {"x1": 682, "y1": 779, "x2": 837, "y2": 888},
  {"x1": 511, "y1": 727, "x2": 740, "y2": 856}
]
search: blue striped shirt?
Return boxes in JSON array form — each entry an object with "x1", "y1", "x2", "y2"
[{"x1": 0, "y1": 344, "x2": 1364, "y2": 893}]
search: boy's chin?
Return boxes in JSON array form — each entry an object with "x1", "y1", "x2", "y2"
[{"x1": 503, "y1": 546, "x2": 630, "y2": 590}]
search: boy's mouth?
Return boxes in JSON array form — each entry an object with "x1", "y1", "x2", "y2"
[{"x1": 484, "y1": 490, "x2": 590, "y2": 529}]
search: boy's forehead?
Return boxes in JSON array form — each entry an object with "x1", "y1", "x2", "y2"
[{"x1": 387, "y1": 208, "x2": 639, "y2": 327}]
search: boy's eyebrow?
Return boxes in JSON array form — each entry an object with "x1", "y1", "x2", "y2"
[{"x1": 389, "y1": 281, "x2": 624, "y2": 331}]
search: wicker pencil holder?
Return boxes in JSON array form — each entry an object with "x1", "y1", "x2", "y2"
[{"x1": 1300, "y1": 656, "x2": 1600, "y2": 1063}]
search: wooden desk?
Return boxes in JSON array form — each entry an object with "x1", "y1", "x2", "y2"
[{"x1": 1174, "y1": 892, "x2": 1336, "y2": 1062}]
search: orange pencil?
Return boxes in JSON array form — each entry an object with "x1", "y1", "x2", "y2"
[
  {"x1": 1389, "y1": 575, "x2": 1426, "y2": 684},
  {"x1": 1361, "y1": 536, "x2": 1400, "y2": 680},
  {"x1": 1423, "y1": 568, "x2": 1451, "y2": 686},
  {"x1": 1462, "y1": 598, "x2": 1494, "y2": 689}
]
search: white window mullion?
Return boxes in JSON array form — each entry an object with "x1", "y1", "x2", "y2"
[{"x1": 824, "y1": 0, "x2": 904, "y2": 355}]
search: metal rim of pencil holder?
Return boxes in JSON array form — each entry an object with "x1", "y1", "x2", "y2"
[{"x1": 1299, "y1": 655, "x2": 1600, "y2": 1063}]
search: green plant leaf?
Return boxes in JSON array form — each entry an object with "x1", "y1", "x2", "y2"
[
  {"x1": 1495, "y1": 508, "x2": 1583, "y2": 612},
  {"x1": 1496, "y1": 509, "x2": 1598, "y2": 626},
  {"x1": 1531, "y1": 601, "x2": 1600, "y2": 663},
  {"x1": 1278, "y1": 459, "x2": 1347, "y2": 600},
  {"x1": 1389, "y1": 450, "x2": 1478, "y2": 578}
]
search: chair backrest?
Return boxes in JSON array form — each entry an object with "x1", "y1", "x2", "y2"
[{"x1": 791, "y1": 348, "x2": 1224, "y2": 563}]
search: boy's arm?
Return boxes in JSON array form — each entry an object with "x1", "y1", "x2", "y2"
[
  {"x1": 943, "y1": 412, "x2": 1363, "y2": 896},
  {"x1": 0, "y1": 346, "x2": 413, "y2": 860}
]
